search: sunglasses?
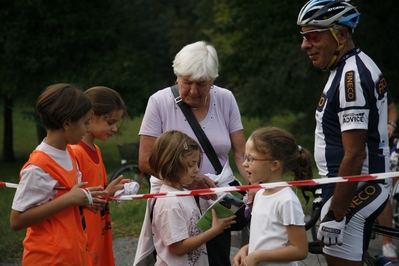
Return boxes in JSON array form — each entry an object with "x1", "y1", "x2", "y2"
[{"x1": 300, "y1": 28, "x2": 330, "y2": 43}]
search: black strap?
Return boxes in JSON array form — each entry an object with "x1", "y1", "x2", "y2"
[
  {"x1": 149, "y1": 199, "x2": 157, "y2": 259},
  {"x1": 171, "y1": 85, "x2": 223, "y2": 174}
]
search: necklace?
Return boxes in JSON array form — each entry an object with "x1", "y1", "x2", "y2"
[{"x1": 191, "y1": 96, "x2": 208, "y2": 111}]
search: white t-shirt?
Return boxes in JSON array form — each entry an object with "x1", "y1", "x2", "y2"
[
  {"x1": 12, "y1": 141, "x2": 81, "y2": 212},
  {"x1": 249, "y1": 187, "x2": 305, "y2": 266},
  {"x1": 152, "y1": 184, "x2": 208, "y2": 266}
]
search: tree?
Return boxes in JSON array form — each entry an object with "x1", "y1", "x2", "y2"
[
  {"x1": 206, "y1": 0, "x2": 399, "y2": 134},
  {"x1": 0, "y1": 0, "x2": 158, "y2": 161}
]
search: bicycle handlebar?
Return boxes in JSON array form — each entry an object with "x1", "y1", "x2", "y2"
[{"x1": 305, "y1": 203, "x2": 322, "y2": 231}]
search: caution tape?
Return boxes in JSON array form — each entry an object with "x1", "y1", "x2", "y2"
[
  {"x1": 2, "y1": 171, "x2": 399, "y2": 200},
  {"x1": 107, "y1": 171, "x2": 399, "y2": 201}
]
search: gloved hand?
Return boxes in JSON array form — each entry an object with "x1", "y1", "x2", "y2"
[{"x1": 317, "y1": 210, "x2": 346, "y2": 246}]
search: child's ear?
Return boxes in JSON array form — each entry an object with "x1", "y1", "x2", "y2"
[
  {"x1": 62, "y1": 118, "x2": 72, "y2": 130},
  {"x1": 271, "y1": 160, "x2": 281, "y2": 172}
]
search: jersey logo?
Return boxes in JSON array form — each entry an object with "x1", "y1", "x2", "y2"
[
  {"x1": 376, "y1": 75, "x2": 387, "y2": 100},
  {"x1": 316, "y1": 93, "x2": 326, "y2": 112},
  {"x1": 345, "y1": 71, "x2": 356, "y2": 102}
]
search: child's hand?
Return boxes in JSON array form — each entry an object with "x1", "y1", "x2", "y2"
[
  {"x1": 68, "y1": 182, "x2": 107, "y2": 207},
  {"x1": 210, "y1": 209, "x2": 236, "y2": 235},
  {"x1": 232, "y1": 244, "x2": 249, "y2": 266},
  {"x1": 105, "y1": 175, "x2": 132, "y2": 196}
]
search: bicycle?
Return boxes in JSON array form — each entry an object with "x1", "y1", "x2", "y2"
[
  {"x1": 302, "y1": 184, "x2": 399, "y2": 266},
  {"x1": 390, "y1": 133, "x2": 399, "y2": 229},
  {"x1": 109, "y1": 141, "x2": 151, "y2": 193}
]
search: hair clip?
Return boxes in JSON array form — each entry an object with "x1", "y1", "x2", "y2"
[
  {"x1": 183, "y1": 142, "x2": 188, "y2": 150},
  {"x1": 298, "y1": 145, "x2": 302, "y2": 152}
]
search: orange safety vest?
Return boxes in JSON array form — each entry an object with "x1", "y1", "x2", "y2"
[
  {"x1": 72, "y1": 144, "x2": 115, "y2": 266},
  {"x1": 21, "y1": 146, "x2": 89, "y2": 266}
]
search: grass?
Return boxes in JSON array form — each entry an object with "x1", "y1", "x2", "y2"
[{"x1": 0, "y1": 106, "x2": 315, "y2": 263}]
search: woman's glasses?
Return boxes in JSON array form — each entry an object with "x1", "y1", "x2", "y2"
[
  {"x1": 243, "y1": 154, "x2": 272, "y2": 165},
  {"x1": 300, "y1": 28, "x2": 330, "y2": 43}
]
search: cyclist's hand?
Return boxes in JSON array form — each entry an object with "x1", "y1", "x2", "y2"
[{"x1": 317, "y1": 210, "x2": 346, "y2": 246}]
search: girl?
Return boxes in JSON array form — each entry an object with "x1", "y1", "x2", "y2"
[
  {"x1": 232, "y1": 127, "x2": 312, "y2": 266},
  {"x1": 10, "y1": 83, "x2": 108, "y2": 265},
  {"x1": 149, "y1": 130, "x2": 236, "y2": 266},
  {"x1": 71, "y1": 86, "x2": 137, "y2": 266}
]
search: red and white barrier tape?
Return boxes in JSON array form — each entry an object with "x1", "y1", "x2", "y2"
[
  {"x1": 0, "y1": 181, "x2": 66, "y2": 190},
  {"x1": 107, "y1": 171, "x2": 399, "y2": 201},
  {"x1": 2, "y1": 171, "x2": 399, "y2": 200},
  {"x1": 0, "y1": 182, "x2": 18, "y2": 189}
]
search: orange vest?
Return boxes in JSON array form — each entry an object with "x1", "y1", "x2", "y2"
[
  {"x1": 72, "y1": 144, "x2": 115, "y2": 266},
  {"x1": 22, "y1": 146, "x2": 89, "y2": 266}
]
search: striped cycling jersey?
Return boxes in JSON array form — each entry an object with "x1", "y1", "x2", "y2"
[{"x1": 314, "y1": 47, "x2": 390, "y2": 178}]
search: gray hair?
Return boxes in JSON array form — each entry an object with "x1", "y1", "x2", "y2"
[{"x1": 172, "y1": 41, "x2": 219, "y2": 81}]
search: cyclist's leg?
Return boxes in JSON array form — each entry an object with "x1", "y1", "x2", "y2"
[{"x1": 321, "y1": 182, "x2": 390, "y2": 265}]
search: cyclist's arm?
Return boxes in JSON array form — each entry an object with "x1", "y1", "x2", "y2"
[{"x1": 329, "y1": 129, "x2": 367, "y2": 221}]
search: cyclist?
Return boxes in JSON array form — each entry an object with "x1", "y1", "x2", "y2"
[{"x1": 298, "y1": 1, "x2": 391, "y2": 265}]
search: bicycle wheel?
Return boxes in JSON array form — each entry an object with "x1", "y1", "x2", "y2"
[{"x1": 110, "y1": 163, "x2": 150, "y2": 193}]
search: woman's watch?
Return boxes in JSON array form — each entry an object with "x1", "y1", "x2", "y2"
[{"x1": 388, "y1": 121, "x2": 397, "y2": 129}]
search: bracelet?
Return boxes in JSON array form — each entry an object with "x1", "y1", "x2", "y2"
[
  {"x1": 81, "y1": 188, "x2": 93, "y2": 205},
  {"x1": 388, "y1": 121, "x2": 397, "y2": 128}
]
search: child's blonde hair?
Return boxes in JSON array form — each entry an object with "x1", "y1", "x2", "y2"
[{"x1": 149, "y1": 130, "x2": 202, "y2": 186}]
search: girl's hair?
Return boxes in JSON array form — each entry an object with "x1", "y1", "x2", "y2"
[
  {"x1": 172, "y1": 41, "x2": 219, "y2": 82},
  {"x1": 249, "y1": 127, "x2": 313, "y2": 180},
  {"x1": 36, "y1": 83, "x2": 92, "y2": 130},
  {"x1": 149, "y1": 130, "x2": 202, "y2": 186},
  {"x1": 85, "y1": 86, "x2": 129, "y2": 130}
]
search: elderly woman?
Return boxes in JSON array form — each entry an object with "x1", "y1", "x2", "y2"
[{"x1": 135, "y1": 41, "x2": 248, "y2": 266}]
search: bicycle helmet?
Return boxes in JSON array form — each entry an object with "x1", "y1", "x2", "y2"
[{"x1": 297, "y1": 0, "x2": 361, "y2": 31}]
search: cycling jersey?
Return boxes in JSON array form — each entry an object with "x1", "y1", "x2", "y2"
[
  {"x1": 315, "y1": 47, "x2": 391, "y2": 261},
  {"x1": 314, "y1": 47, "x2": 390, "y2": 179}
]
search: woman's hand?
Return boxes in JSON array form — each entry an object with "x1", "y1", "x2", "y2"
[{"x1": 187, "y1": 174, "x2": 218, "y2": 200}]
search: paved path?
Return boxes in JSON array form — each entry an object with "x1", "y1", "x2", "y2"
[
  {"x1": 1, "y1": 229, "x2": 397, "y2": 265},
  {"x1": 113, "y1": 230, "x2": 399, "y2": 266}
]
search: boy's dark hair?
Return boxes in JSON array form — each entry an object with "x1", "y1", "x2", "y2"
[{"x1": 36, "y1": 83, "x2": 92, "y2": 130}]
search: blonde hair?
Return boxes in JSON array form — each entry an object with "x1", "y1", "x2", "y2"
[{"x1": 149, "y1": 130, "x2": 202, "y2": 186}]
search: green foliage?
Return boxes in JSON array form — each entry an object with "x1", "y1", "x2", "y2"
[{"x1": 204, "y1": 0, "x2": 399, "y2": 141}]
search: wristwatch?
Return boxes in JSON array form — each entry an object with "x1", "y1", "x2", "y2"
[{"x1": 388, "y1": 121, "x2": 397, "y2": 128}]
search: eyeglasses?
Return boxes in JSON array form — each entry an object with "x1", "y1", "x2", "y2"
[
  {"x1": 300, "y1": 28, "x2": 330, "y2": 43},
  {"x1": 243, "y1": 154, "x2": 272, "y2": 165}
]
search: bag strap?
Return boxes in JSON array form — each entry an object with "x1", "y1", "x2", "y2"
[{"x1": 171, "y1": 85, "x2": 223, "y2": 174}]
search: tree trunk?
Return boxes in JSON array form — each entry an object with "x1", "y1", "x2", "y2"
[{"x1": 2, "y1": 96, "x2": 15, "y2": 162}]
